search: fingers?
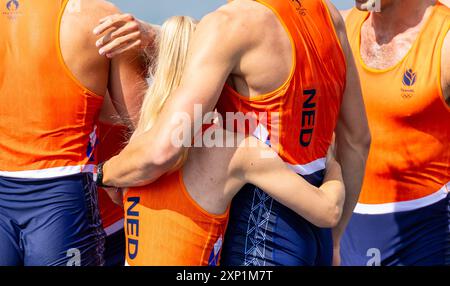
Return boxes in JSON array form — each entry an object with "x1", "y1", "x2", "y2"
[
  {"x1": 99, "y1": 32, "x2": 141, "y2": 57},
  {"x1": 94, "y1": 13, "x2": 146, "y2": 58},
  {"x1": 105, "y1": 39, "x2": 142, "y2": 59},
  {"x1": 96, "y1": 21, "x2": 140, "y2": 48},
  {"x1": 111, "y1": 21, "x2": 140, "y2": 40},
  {"x1": 93, "y1": 13, "x2": 135, "y2": 35}
]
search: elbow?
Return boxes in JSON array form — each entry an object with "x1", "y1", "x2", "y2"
[
  {"x1": 316, "y1": 204, "x2": 343, "y2": 228},
  {"x1": 360, "y1": 132, "x2": 372, "y2": 159},
  {"x1": 140, "y1": 140, "x2": 182, "y2": 173},
  {"x1": 328, "y1": 205, "x2": 343, "y2": 228}
]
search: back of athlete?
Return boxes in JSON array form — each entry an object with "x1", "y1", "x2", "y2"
[
  {"x1": 217, "y1": 0, "x2": 359, "y2": 266},
  {"x1": 96, "y1": 0, "x2": 369, "y2": 267},
  {"x1": 0, "y1": 0, "x2": 147, "y2": 266}
]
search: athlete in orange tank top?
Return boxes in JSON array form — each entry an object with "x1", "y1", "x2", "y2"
[
  {"x1": 116, "y1": 15, "x2": 345, "y2": 267},
  {"x1": 0, "y1": 0, "x2": 151, "y2": 266},
  {"x1": 341, "y1": 0, "x2": 450, "y2": 266},
  {"x1": 100, "y1": 0, "x2": 370, "y2": 266},
  {"x1": 124, "y1": 135, "x2": 346, "y2": 266}
]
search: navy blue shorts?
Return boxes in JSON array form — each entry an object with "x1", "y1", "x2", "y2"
[
  {"x1": 221, "y1": 183, "x2": 333, "y2": 266},
  {"x1": 104, "y1": 228, "x2": 125, "y2": 266},
  {"x1": 341, "y1": 194, "x2": 450, "y2": 266},
  {"x1": 0, "y1": 174, "x2": 106, "y2": 266}
]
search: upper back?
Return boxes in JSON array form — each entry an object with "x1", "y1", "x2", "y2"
[
  {"x1": 218, "y1": 0, "x2": 346, "y2": 177},
  {"x1": 220, "y1": 0, "x2": 294, "y2": 97}
]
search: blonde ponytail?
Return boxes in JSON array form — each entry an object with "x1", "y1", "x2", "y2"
[{"x1": 136, "y1": 16, "x2": 197, "y2": 134}]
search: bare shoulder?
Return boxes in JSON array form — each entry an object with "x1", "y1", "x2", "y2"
[
  {"x1": 441, "y1": 30, "x2": 450, "y2": 103},
  {"x1": 323, "y1": 0, "x2": 346, "y2": 35},
  {"x1": 197, "y1": 0, "x2": 278, "y2": 48},
  {"x1": 322, "y1": 0, "x2": 354, "y2": 63},
  {"x1": 80, "y1": 0, "x2": 120, "y2": 19},
  {"x1": 62, "y1": 0, "x2": 121, "y2": 44},
  {"x1": 64, "y1": 0, "x2": 120, "y2": 29},
  {"x1": 60, "y1": 0, "x2": 122, "y2": 95}
]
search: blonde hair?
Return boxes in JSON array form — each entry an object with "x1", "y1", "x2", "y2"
[{"x1": 136, "y1": 16, "x2": 197, "y2": 134}]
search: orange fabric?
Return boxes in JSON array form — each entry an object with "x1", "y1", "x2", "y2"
[
  {"x1": 97, "y1": 122, "x2": 127, "y2": 230},
  {"x1": 345, "y1": 3, "x2": 450, "y2": 204},
  {"x1": 124, "y1": 171, "x2": 229, "y2": 266},
  {"x1": 217, "y1": 0, "x2": 346, "y2": 166},
  {"x1": 0, "y1": 0, "x2": 103, "y2": 173}
]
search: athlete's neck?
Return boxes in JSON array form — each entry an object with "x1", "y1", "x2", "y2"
[{"x1": 368, "y1": 0, "x2": 436, "y2": 42}]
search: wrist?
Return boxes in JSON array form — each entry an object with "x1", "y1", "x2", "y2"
[
  {"x1": 332, "y1": 231, "x2": 342, "y2": 248},
  {"x1": 95, "y1": 161, "x2": 112, "y2": 188}
]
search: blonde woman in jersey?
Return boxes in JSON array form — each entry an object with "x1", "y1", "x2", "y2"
[{"x1": 122, "y1": 16, "x2": 345, "y2": 266}]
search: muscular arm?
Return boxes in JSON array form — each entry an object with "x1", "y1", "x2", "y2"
[
  {"x1": 231, "y1": 137, "x2": 345, "y2": 228},
  {"x1": 103, "y1": 10, "x2": 249, "y2": 187},
  {"x1": 441, "y1": 31, "x2": 450, "y2": 106},
  {"x1": 72, "y1": 1, "x2": 149, "y2": 129},
  {"x1": 325, "y1": 0, "x2": 371, "y2": 249},
  {"x1": 108, "y1": 51, "x2": 148, "y2": 129}
]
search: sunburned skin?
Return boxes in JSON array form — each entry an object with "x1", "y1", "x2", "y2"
[
  {"x1": 357, "y1": 0, "x2": 450, "y2": 106},
  {"x1": 60, "y1": 0, "x2": 148, "y2": 127},
  {"x1": 360, "y1": 25, "x2": 424, "y2": 70},
  {"x1": 359, "y1": 3, "x2": 434, "y2": 70}
]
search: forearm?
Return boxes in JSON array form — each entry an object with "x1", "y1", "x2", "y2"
[
  {"x1": 333, "y1": 136, "x2": 370, "y2": 245},
  {"x1": 102, "y1": 129, "x2": 181, "y2": 188},
  {"x1": 243, "y1": 141, "x2": 344, "y2": 228},
  {"x1": 260, "y1": 174, "x2": 342, "y2": 228}
]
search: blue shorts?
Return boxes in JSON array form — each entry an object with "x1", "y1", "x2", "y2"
[
  {"x1": 0, "y1": 174, "x2": 106, "y2": 266},
  {"x1": 104, "y1": 228, "x2": 125, "y2": 266},
  {"x1": 221, "y1": 181, "x2": 333, "y2": 266},
  {"x1": 341, "y1": 194, "x2": 450, "y2": 266}
]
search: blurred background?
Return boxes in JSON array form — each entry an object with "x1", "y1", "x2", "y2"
[{"x1": 109, "y1": 0, "x2": 354, "y2": 24}]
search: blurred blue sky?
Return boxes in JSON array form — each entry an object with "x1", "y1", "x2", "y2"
[{"x1": 109, "y1": 1, "x2": 354, "y2": 24}]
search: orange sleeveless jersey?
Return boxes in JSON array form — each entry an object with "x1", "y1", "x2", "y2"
[
  {"x1": 97, "y1": 122, "x2": 127, "y2": 233},
  {"x1": 345, "y1": 4, "x2": 450, "y2": 213},
  {"x1": 124, "y1": 171, "x2": 229, "y2": 266},
  {"x1": 217, "y1": 0, "x2": 346, "y2": 176},
  {"x1": 0, "y1": 0, "x2": 103, "y2": 178}
]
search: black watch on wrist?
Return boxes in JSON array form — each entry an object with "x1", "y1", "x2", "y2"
[{"x1": 95, "y1": 162, "x2": 109, "y2": 188}]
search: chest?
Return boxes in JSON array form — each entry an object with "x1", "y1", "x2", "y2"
[{"x1": 360, "y1": 25, "x2": 421, "y2": 70}]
